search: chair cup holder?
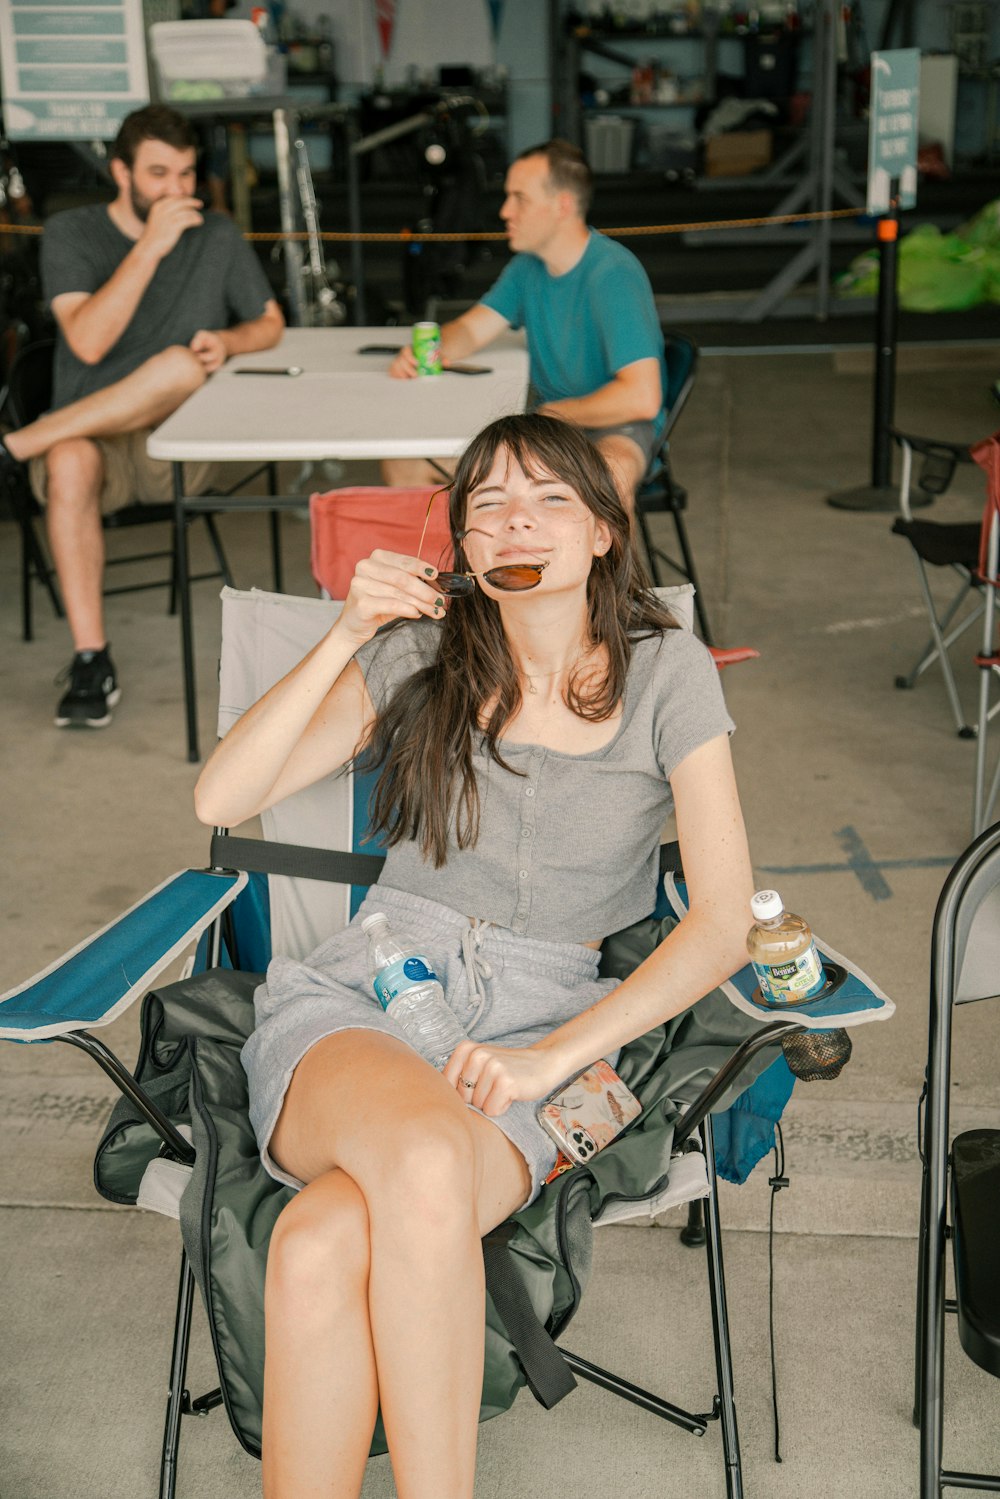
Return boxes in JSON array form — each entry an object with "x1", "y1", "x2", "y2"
[{"x1": 750, "y1": 960, "x2": 848, "y2": 1013}]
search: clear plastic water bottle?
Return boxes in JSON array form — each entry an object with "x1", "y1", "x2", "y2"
[
  {"x1": 746, "y1": 890, "x2": 852, "y2": 1081},
  {"x1": 362, "y1": 912, "x2": 466, "y2": 1070}
]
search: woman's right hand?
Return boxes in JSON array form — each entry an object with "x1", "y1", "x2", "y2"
[{"x1": 336, "y1": 549, "x2": 445, "y2": 647}]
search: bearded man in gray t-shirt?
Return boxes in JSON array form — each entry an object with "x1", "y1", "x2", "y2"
[{"x1": 1, "y1": 104, "x2": 285, "y2": 730}]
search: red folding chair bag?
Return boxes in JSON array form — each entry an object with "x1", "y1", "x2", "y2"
[{"x1": 310, "y1": 487, "x2": 455, "y2": 599}]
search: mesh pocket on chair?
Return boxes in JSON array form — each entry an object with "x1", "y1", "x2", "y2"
[{"x1": 780, "y1": 1027, "x2": 852, "y2": 1082}]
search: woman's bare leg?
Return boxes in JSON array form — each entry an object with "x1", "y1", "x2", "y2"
[
  {"x1": 5, "y1": 345, "x2": 206, "y2": 461},
  {"x1": 262, "y1": 1169, "x2": 379, "y2": 1499},
  {"x1": 263, "y1": 1029, "x2": 531, "y2": 1499}
]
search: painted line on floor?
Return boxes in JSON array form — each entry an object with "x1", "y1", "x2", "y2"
[{"x1": 759, "y1": 824, "x2": 956, "y2": 901}]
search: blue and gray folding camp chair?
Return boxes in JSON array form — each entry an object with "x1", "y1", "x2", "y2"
[{"x1": 0, "y1": 585, "x2": 893, "y2": 1499}]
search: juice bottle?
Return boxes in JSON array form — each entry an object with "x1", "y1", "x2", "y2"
[{"x1": 746, "y1": 889, "x2": 826, "y2": 1006}]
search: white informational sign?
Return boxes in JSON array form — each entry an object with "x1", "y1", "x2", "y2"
[
  {"x1": 0, "y1": 0, "x2": 150, "y2": 141},
  {"x1": 867, "y1": 48, "x2": 920, "y2": 216}
]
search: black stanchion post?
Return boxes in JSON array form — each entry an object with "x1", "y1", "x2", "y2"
[
  {"x1": 871, "y1": 202, "x2": 899, "y2": 489},
  {"x1": 827, "y1": 193, "x2": 909, "y2": 513}
]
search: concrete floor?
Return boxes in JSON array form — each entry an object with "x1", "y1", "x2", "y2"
[{"x1": 2, "y1": 343, "x2": 999, "y2": 1497}]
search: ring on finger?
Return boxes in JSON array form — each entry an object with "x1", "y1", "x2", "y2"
[{"x1": 459, "y1": 1075, "x2": 477, "y2": 1089}]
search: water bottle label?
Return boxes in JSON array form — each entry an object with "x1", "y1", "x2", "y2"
[
  {"x1": 752, "y1": 946, "x2": 826, "y2": 1006},
  {"x1": 373, "y1": 955, "x2": 439, "y2": 1010}
]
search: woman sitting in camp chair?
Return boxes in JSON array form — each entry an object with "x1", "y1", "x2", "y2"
[{"x1": 194, "y1": 412, "x2": 755, "y2": 1499}]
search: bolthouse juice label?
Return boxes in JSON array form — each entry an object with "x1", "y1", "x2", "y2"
[
  {"x1": 747, "y1": 888, "x2": 828, "y2": 1008},
  {"x1": 372, "y1": 954, "x2": 439, "y2": 1010},
  {"x1": 751, "y1": 947, "x2": 826, "y2": 1006}
]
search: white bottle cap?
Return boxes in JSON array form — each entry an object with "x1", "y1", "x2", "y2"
[
  {"x1": 750, "y1": 889, "x2": 784, "y2": 921},
  {"x1": 361, "y1": 912, "x2": 388, "y2": 933}
]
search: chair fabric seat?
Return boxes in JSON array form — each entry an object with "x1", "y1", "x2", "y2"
[
  {"x1": 950, "y1": 1128, "x2": 1000, "y2": 1377},
  {"x1": 891, "y1": 518, "x2": 981, "y2": 570}
]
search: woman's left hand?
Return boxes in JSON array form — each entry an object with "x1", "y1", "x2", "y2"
[{"x1": 443, "y1": 1040, "x2": 562, "y2": 1117}]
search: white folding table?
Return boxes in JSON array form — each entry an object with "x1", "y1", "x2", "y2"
[{"x1": 147, "y1": 328, "x2": 529, "y2": 760}]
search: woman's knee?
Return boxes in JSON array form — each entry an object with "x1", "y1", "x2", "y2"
[
  {"x1": 266, "y1": 1174, "x2": 371, "y2": 1321},
  {"x1": 365, "y1": 1111, "x2": 479, "y2": 1233}
]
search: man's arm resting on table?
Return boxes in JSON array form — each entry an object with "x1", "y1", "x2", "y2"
[
  {"x1": 189, "y1": 300, "x2": 286, "y2": 373},
  {"x1": 537, "y1": 357, "x2": 662, "y2": 429},
  {"x1": 389, "y1": 303, "x2": 509, "y2": 378}
]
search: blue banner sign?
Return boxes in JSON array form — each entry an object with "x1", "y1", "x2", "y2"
[
  {"x1": 0, "y1": 0, "x2": 150, "y2": 140},
  {"x1": 867, "y1": 48, "x2": 920, "y2": 215}
]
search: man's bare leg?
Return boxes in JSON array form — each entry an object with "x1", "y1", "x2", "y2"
[
  {"x1": 45, "y1": 438, "x2": 108, "y2": 652},
  {"x1": 4, "y1": 345, "x2": 206, "y2": 462},
  {"x1": 595, "y1": 432, "x2": 647, "y2": 519},
  {"x1": 380, "y1": 456, "x2": 455, "y2": 487},
  {"x1": 44, "y1": 437, "x2": 125, "y2": 728}
]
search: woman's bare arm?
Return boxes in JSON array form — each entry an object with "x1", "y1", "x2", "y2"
[
  {"x1": 193, "y1": 550, "x2": 446, "y2": 828},
  {"x1": 444, "y1": 733, "x2": 755, "y2": 1115}
]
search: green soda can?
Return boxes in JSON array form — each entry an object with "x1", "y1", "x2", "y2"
[{"x1": 412, "y1": 321, "x2": 442, "y2": 376}]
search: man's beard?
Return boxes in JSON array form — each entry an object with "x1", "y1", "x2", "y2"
[{"x1": 129, "y1": 184, "x2": 155, "y2": 222}]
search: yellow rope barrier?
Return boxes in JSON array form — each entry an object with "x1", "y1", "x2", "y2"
[{"x1": 0, "y1": 205, "x2": 868, "y2": 243}]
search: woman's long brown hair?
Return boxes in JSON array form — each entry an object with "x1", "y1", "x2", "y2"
[{"x1": 358, "y1": 413, "x2": 680, "y2": 867}]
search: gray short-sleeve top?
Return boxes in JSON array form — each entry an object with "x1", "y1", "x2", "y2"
[
  {"x1": 354, "y1": 621, "x2": 734, "y2": 943},
  {"x1": 41, "y1": 206, "x2": 274, "y2": 409}
]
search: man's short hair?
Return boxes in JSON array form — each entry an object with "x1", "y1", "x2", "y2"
[
  {"x1": 111, "y1": 105, "x2": 199, "y2": 169},
  {"x1": 514, "y1": 139, "x2": 593, "y2": 216}
]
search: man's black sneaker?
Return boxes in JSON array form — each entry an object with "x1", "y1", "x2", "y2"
[{"x1": 54, "y1": 647, "x2": 121, "y2": 728}]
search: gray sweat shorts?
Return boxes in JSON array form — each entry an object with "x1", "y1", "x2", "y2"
[{"x1": 242, "y1": 885, "x2": 621, "y2": 1206}]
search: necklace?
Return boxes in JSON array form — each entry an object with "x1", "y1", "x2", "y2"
[
  {"x1": 520, "y1": 650, "x2": 589, "y2": 695},
  {"x1": 522, "y1": 668, "x2": 563, "y2": 696}
]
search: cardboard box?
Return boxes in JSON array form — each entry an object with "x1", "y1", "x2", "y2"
[{"x1": 703, "y1": 128, "x2": 773, "y2": 178}]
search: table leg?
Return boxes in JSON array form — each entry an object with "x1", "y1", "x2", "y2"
[
  {"x1": 269, "y1": 462, "x2": 283, "y2": 592},
  {"x1": 173, "y1": 462, "x2": 200, "y2": 763}
]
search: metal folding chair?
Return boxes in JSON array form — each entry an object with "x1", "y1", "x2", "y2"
[
  {"x1": 971, "y1": 434, "x2": 1000, "y2": 835},
  {"x1": 890, "y1": 429, "x2": 980, "y2": 738},
  {"x1": 914, "y1": 821, "x2": 1000, "y2": 1497},
  {"x1": 635, "y1": 329, "x2": 714, "y2": 645}
]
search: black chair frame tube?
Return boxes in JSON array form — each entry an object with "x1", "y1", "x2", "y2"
[
  {"x1": 56, "y1": 1030, "x2": 196, "y2": 1166},
  {"x1": 160, "y1": 1252, "x2": 197, "y2": 1499}
]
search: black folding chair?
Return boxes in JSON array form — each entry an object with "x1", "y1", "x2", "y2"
[
  {"x1": 915, "y1": 821, "x2": 1000, "y2": 1496},
  {"x1": 635, "y1": 329, "x2": 714, "y2": 645},
  {"x1": 890, "y1": 429, "x2": 980, "y2": 739}
]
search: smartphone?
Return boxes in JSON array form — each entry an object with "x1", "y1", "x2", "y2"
[
  {"x1": 537, "y1": 1060, "x2": 642, "y2": 1167},
  {"x1": 444, "y1": 363, "x2": 492, "y2": 376},
  {"x1": 233, "y1": 366, "x2": 303, "y2": 376},
  {"x1": 357, "y1": 344, "x2": 406, "y2": 354}
]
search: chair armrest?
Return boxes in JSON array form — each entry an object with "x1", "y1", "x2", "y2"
[{"x1": 0, "y1": 868, "x2": 246, "y2": 1042}]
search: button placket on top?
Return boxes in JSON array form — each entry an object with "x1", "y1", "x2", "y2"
[{"x1": 511, "y1": 749, "x2": 544, "y2": 934}]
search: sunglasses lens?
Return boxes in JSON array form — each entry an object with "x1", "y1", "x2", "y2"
[
  {"x1": 483, "y1": 565, "x2": 545, "y2": 592},
  {"x1": 435, "y1": 572, "x2": 475, "y2": 597}
]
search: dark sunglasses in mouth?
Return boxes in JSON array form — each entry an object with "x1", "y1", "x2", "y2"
[
  {"x1": 435, "y1": 560, "x2": 549, "y2": 597},
  {"x1": 416, "y1": 488, "x2": 548, "y2": 597}
]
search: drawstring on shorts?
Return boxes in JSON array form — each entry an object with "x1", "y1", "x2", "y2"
[{"x1": 461, "y1": 918, "x2": 494, "y2": 1032}]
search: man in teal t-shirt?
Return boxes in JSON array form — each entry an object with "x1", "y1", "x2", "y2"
[{"x1": 388, "y1": 139, "x2": 666, "y2": 511}]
